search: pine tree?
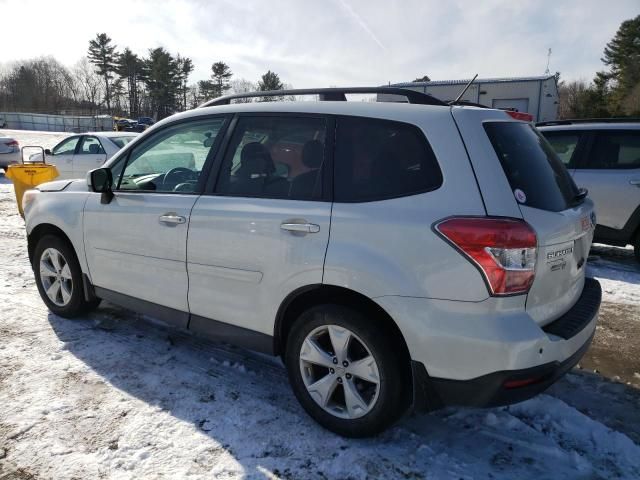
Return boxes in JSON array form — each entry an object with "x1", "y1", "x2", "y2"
[
  {"x1": 142, "y1": 47, "x2": 181, "y2": 119},
  {"x1": 176, "y1": 56, "x2": 194, "y2": 110},
  {"x1": 258, "y1": 70, "x2": 284, "y2": 101},
  {"x1": 116, "y1": 48, "x2": 142, "y2": 117},
  {"x1": 600, "y1": 15, "x2": 640, "y2": 115},
  {"x1": 87, "y1": 33, "x2": 117, "y2": 113},
  {"x1": 211, "y1": 62, "x2": 233, "y2": 98}
]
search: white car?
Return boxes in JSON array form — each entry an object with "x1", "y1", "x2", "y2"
[
  {"x1": 538, "y1": 120, "x2": 640, "y2": 261},
  {"x1": 32, "y1": 132, "x2": 138, "y2": 179},
  {"x1": 0, "y1": 136, "x2": 20, "y2": 171},
  {"x1": 22, "y1": 87, "x2": 601, "y2": 437}
]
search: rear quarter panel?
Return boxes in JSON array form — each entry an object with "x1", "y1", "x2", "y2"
[{"x1": 324, "y1": 108, "x2": 489, "y2": 301}]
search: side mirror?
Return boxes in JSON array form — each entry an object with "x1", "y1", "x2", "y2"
[
  {"x1": 44, "y1": 148, "x2": 51, "y2": 155},
  {"x1": 88, "y1": 167, "x2": 114, "y2": 204}
]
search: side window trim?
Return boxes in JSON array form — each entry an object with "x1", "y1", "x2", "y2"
[
  {"x1": 204, "y1": 112, "x2": 334, "y2": 202},
  {"x1": 204, "y1": 114, "x2": 239, "y2": 195},
  {"x1": 112, "y1": 114, "x2": 230, "y2": 194}
]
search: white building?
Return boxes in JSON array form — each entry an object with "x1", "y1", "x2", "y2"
[{"x1": 384, "y1": 75, "x2": 559, "y2": 122}]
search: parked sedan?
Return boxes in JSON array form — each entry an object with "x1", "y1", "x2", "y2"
[
  {"x1": 0, "y1": 137, "x2": 20, "y2": 172},
  {"x1": 32, "y1": 132, "x2": 138, "y2": 179}
]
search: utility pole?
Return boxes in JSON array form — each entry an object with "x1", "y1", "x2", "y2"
[{"x1": 544, "y1": 48, "x2": 552, "y2": 75}]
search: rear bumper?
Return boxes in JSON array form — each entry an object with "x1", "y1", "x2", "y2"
[{"x1": 411, "y1": 278, "x2": 601, "y2": 410}]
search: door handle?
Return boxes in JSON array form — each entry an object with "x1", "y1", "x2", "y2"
[
  {"x1": 630, "y1": 179, "x2": 640, "y2": 187},
  {"x1": 280, "y1": 222, "x2": 320, "y2": 234},
  {"x1": 159, "y1": 213, "x2": 186, "y2": 225}
]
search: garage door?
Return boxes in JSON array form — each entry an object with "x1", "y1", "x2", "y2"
[{"x1": 492, "y1": 98, "x2": 530, "y2": 114}]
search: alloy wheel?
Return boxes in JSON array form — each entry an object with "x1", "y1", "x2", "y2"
[
  {"x1": 39, "y1": 247, "x2": 73, "y2": 307},
  {"x1": 299, "y1": 324, "x2": 380, "y2": 419}
]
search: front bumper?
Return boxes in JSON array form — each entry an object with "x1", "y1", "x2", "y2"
[{"x1": 412, "y1": 278, "x2": 602, "y2": 410}]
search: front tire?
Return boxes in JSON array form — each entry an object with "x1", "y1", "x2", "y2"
[
  {"x1": 33, "y1": 235, "x2": 99, "y2": 318},
  {"x1": 285, "y1": 304, "x2": 408, "y2": 437}
]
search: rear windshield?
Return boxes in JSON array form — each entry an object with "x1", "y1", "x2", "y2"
[
  {"x1": 111, "y1": 136, "x2": 135, "y2": 148},
  {"x1": 484, "y1": 122, "x2": 579, "y2": 212}
]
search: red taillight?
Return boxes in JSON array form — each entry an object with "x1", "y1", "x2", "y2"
[
  {"x1": 504, "y1": 110, "x2": 534, "y2": 122},
  {"x1": 436, "y1": 217, "x2": 537, "y2": 296},
  {"x1": 5, "y1": 140, "x2": 19, "y2": 147}
]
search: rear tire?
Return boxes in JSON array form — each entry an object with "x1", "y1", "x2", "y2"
[
  {"x1": 33, "y1": 234, "x2": 100, "y2": 318},
  {"x1": 285, "y1": 304, "x2": 408, "y2": 437}
]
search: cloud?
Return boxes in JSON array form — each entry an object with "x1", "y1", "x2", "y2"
[
  {"x1": 334, "y1": 0, "x2": 386, "y2": 50},
  {"x1": 0, "y1": 0, "x2": 638, "y2": 87}
]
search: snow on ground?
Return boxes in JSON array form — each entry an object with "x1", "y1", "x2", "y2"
[
  {"x1": 1, "y1": 131, "x2": 640, "y2": 479},
  {"x1": 588, "y1": 244, "x2": 640, "y2": 307}
]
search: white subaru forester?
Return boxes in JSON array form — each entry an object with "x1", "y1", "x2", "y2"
[{"x1": 22, "y1": 88, "x2": 601, "y2": 437}]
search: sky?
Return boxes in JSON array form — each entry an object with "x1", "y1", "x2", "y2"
[{"x1": 1, "y1": 0, "x2": 638, "y2": 87}]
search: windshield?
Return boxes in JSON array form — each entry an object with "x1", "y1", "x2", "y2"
[
  {"x1": 110, "y1": 136, "x2": 136, "y2": 148},
  {"x1": 484, "y1": 122, "x2": 580, "y2": 212}
]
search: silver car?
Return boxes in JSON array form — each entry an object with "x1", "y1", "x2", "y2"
[
  {"x1": 539, "y1": 120, "x2": 640, "y2": 262},
  {"x1": 0, "y1": 136, "x2": 20, "y2": 171},
  {"x1": 22, "y1": 88, "x2": 601, "y2": 437}
]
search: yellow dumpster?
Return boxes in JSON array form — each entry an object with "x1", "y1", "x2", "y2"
[{"x1": 5, "y1": 155, "x2": 59, "y2": 217}]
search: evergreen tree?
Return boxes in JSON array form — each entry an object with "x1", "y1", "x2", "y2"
[
  {"x1": 87, "y1": 33, "x2": 117, "y2": 113},
  {"x1": 176, "y1": 56, "x2": 194, "y2": 111},
  {"x1": 258, "y1": 70, "x2": 284, "y2": 101},
  {"x1": 142, "y1": 47, "x2": 181, "y2": 119},
  {"x1": 115, "y1": 48, "x2": 142, "y2": 117},
  {"x1": 211, "y1": 62, "x2": 233, "y2": 97},
  {"x1": 601, "y1": 15, "x2": 640, "y2": 115}
]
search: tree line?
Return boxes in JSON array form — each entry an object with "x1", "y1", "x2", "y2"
[
  {"x1": 0, "y1": 33, "x2": 289, "y2": 120},
  {"x1": 557, "y1": 15, "x2": 640, "y2": 119}
]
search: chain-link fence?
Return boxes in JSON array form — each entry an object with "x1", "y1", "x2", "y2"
[{"x1": 0, "y1": 112, "x2": 113, "y2": 132}]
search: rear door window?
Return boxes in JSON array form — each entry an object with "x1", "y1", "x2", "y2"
[
  {"x1": 78, "y1": 136, "x2": 106, "y2": 155},
  {"x1": 585, "y1": 131, "x2": 640, "y2": 169},
  {"x1": 334, "y1": 116, "x2": 442, "y2": 202},
  {"x1": 484, "y1": 122, "x2": 579, "y2": 212},
  {"x1": 542, "y1": 132, "x2": 580, "y2": 168}
]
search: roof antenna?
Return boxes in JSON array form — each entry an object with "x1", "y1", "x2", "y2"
[{"x1": 451, "y1": 74, "x2": 478, "y2": 104}]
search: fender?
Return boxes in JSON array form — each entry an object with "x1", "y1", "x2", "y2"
[{"x1": 25, "y1": 182, "x2": 91, "y2": 277}]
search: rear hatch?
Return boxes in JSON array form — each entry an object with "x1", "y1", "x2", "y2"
[{"x1": 452, "y1": 108, "x2": 595, "y2": 325}]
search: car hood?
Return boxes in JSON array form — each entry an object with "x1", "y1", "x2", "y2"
[{"x1": 37, "y1": 179, "x2": 88, "y2": 192}]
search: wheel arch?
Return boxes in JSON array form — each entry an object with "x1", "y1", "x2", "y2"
[
  {"x1": 274, "y1": 284, "x2": 414, "y2": 401},
  {"x1": 28, "y1": 223, "x2": 75, "y2": 265}
]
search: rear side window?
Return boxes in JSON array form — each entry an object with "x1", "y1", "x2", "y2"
[
  {"x1": 484, "y1": 122, "x2": 579, "y2": 212},
  {"x1": 542, "y1": 132, "x2": 580, "y2": 168},
  {"x1": 585, "y1": 131, "x2": 640, "y2": 169},
  {"x1": 334, "y1": 117, "x2": 442, "y2": 202}
]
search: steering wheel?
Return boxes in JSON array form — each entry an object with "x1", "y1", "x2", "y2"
[{"x1": 163, "y1": 167, "x2": 195, "y2": 187}]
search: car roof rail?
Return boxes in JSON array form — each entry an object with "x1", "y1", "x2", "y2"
[
  {"x1": 199, "y1": 87, "x2": 448, "y2": 108},
  {"x1": 536, "y1": 117, "x2": 640, "y2": 127}
]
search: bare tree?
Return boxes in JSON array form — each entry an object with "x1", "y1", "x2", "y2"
[
  {"x1": 72, "y1": 57, "x2": 104, "y2": 109},
  {"x1": 229, "y1": 78, "x2": 258, "y2": 103}
]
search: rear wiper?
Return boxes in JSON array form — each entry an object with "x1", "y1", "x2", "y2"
[{"x1": 573, "y1": 187, "x2": 588, "y2": 204}]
